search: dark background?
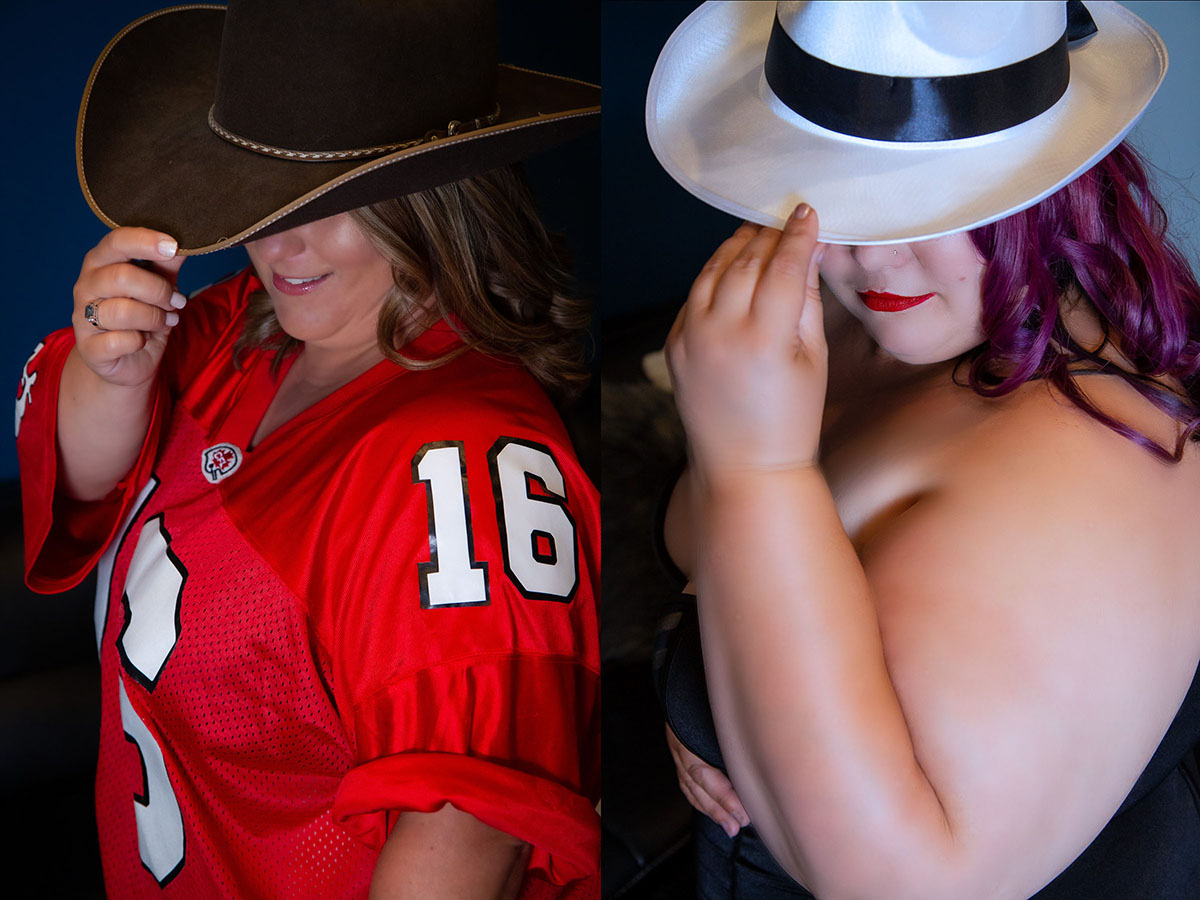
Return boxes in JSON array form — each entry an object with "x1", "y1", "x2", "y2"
[{"x1": 0, "y1": 0, "x2": 600, "y2": 483}]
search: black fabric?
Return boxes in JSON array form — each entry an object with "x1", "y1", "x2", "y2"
[
  {"x1": 650, "y1": 458, "x2": 729, "y2": 767},
  {"x1": 1066, "y1": 0, "x2": 1100, "y2": 43},
  {"x1": 695, "y1": 815, "x2": 815, "y2": 900},
  {"x1": 654, "y1": 516, "x2": 1200, "y2": 898},
  {"x1": 654, "y1": 601, "x2": 724, "y2": 771},
  {"x1": 763, "y1": 13, "x2": 1070, "y2": 142}
]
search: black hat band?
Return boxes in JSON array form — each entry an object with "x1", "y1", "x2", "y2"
[{"x1": 763, "y1": 1, "x2": 1098, "y2": 143}]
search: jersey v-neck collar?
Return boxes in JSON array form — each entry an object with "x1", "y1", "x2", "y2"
[{"x1": 209, "y1": 319, "x2": 468, "y2": 456}]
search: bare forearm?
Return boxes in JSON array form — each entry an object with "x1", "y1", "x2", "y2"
[
  {"x1": 369, "y1": 804, "x2": 530, "y2": 900},
  {"x1": 694, "y1": 468, "x2": 956, "y2": 898},
  {"x1": 57, "y1": 348, "x2": 155, "y2": 501}
]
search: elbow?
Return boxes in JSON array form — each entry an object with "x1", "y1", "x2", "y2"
[{"x1": 762, "y1": 818, "x2": 984, "y2": 900}]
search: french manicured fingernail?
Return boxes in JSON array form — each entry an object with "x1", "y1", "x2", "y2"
[
  {"x1": 793, "y1": 203, "x2": 811, "y2": 220},
  {"x1": 165, "y1": 311, "x2": 179, "y2": 327},
  {"x1": 158, "y1": 238, "x2": 177, "y2": 259},
  {"x1": 723, "y1": 820, "x2": 739, "y2": 838},
  {"x1": 170, "y1": 291, "x2": 187, "y2": 309}
]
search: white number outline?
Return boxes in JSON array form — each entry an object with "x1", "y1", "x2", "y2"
[{"x1": 412, "y1": 441, "x2": 491, "y2": 608}]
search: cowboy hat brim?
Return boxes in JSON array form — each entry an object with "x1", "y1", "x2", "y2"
[
  {"x1": 646, "y1": 1, "x2": 1165, "y2": 245},
  {"x1": 78, "y1": 5, "x2": 600, "y2": 254}
]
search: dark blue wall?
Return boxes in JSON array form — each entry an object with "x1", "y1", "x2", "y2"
[{"x1": 1, "y1": 1, "x2": 598, "y2": 483}]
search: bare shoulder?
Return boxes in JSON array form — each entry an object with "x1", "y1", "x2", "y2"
[
  {"x1": 936, "y1": 373, "x2": 1200, "y2": 546},
  {"x1": 866, "y1": 372, "x2": 1200, "y2": 636},
  {"x1": 857, "y1": 374, "x2": 1200, "y2": 885}
]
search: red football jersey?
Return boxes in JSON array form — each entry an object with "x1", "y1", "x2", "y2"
[{"x1": 17, "y1": 269, "x2": 600, "y2": 899}]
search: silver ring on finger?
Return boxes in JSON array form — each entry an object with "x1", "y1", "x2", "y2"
[{"x1": 84, "y1": 300, "x2": 105, "y2": 330}]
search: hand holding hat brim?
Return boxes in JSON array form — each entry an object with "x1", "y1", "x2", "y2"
[{"x1": 667, "y1": 204, "x2": 828, "y2": 479}]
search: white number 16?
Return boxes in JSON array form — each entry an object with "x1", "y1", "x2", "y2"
[{"x1": 413, "y1": 437, "x2": 579, "y2": 608}]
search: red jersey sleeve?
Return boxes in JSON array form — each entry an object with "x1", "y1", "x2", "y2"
[
  {"x1": 16, "y1": 329, "x2": 169, "y2": 592},
  {"x1": 16, "y1": 268, "x2": 258, "y2": 593},
  {"x1": 305, "y1": 371, "x2": 601, "y2": 887}
]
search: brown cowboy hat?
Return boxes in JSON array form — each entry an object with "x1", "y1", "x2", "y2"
[{"x1": 77, "y1": 0, "x2": 600, "y2": 254}]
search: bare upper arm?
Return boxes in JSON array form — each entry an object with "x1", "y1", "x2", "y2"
[
  {"x1": 856, "y1": 395, "x2": 1200, "y2": 896},
  {"x1": 369, "y1": 803, "x2": 530, "y2": 900}
]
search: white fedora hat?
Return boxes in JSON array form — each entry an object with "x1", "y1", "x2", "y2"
[{"x1": 646, "y1": 1, "x2": 1167, "y2": 244}]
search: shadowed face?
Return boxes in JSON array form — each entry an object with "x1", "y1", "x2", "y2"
[
  {"x1": 819, "y1": 233, "x2": 987, "y2": 365},
  {"x1": 245, "y1": 212, "x2": 394, "y2": 352}
]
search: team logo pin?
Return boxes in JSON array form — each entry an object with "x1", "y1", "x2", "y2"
[{"x1": 201, "y1": 443, "x2": 243, "y2": 484}]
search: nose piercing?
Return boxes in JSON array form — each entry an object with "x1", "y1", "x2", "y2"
[{"x1": 892, "y1": 249, "x2": 898, "y2": 256}]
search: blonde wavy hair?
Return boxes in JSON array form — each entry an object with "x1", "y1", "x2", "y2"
[{"x1": 234, "y1": 165, "x2": 591, "y2": 403}]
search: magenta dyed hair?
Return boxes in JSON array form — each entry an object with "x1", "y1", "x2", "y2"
[{"x1": 966, "y1": 141, "x2": 1200, "y2": 462}]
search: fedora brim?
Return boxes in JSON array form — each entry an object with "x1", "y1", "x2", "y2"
[
  {"x1": 646, "y1": 1, "x2": 1166, "y2": 244},
  {"x1": 78, "y1": 5, "x2": 600, "y2": 254}
]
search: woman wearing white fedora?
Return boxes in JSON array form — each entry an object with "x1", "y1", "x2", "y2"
[
  {"x1": 650, "y1": 2, "x2": 1200, "y2": 898},
  {"x1": 15, "y1": 1, "x2": 599, "y2": 898}
]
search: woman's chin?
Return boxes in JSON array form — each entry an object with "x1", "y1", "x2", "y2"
[{"x1": 869, "y1": 329, "x2": 986, "y2": 367}]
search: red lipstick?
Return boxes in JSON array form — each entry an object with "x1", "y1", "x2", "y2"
[
  {"x1": 858, "y1": 290, "x2": 935, "y2": 312},
  {"x1": 272, "y1": 272, "x2": 330, "y2": 296}
]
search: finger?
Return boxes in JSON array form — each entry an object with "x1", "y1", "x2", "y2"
[
  {"x1": 666, "y1": 727, "x2": 745, "y2": 836},
  {"x1": 77, "y1": 297, "x2": 178, "y2": 334},
  {"x1": 676, "y1": 777, "x2": 713, "y2": 825},
  {"x1": 81, "y1": 262, "x2": 186, "y2": 312},
  {"x1": 81, "y1": 227, "x2": 179, "y2": 273},
  {"x1": 91, "y1": 328, "x2": 150, "y2": 361},
  {"x1": 685, "y1": 223, "x2": 762, "y2": 315},
  {"x1": 690, "y1": 763, "x2": 751, "y2": 826},
  {"x1": 709, "y1": 224, "x2": 782, "y2": 318},
  {"x1": 750, "y1": 203, "x2": 819, "y2": 335},
  {"x1": 132, "y1": 251, "x2": 187, "y2": 285},
  {"x1": 677, "y1": 772, "x2": 742, "y2": 837}
]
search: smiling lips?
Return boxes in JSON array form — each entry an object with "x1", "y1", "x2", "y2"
[
  {"x1": 857, "y1": 290, "x2": 935, "y2": 312},
  {"x1": 272, "y1": 272, "x2": 330, "y2": 296}
]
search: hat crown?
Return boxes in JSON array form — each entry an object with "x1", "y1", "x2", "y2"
[
  {"x1": 211, "y1": 0, "x2": 497, "y2": 154},
  {"x1": 778, "y1": 0, "x2": 1067, "y2": 77}
]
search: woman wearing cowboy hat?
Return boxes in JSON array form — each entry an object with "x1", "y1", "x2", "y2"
[
  {"x1": 15, "y1": 1, "x2": 599, "y2": 898},
  {"x1": 648, "y1": 2, "x2": 1200, "y2": 898}
]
